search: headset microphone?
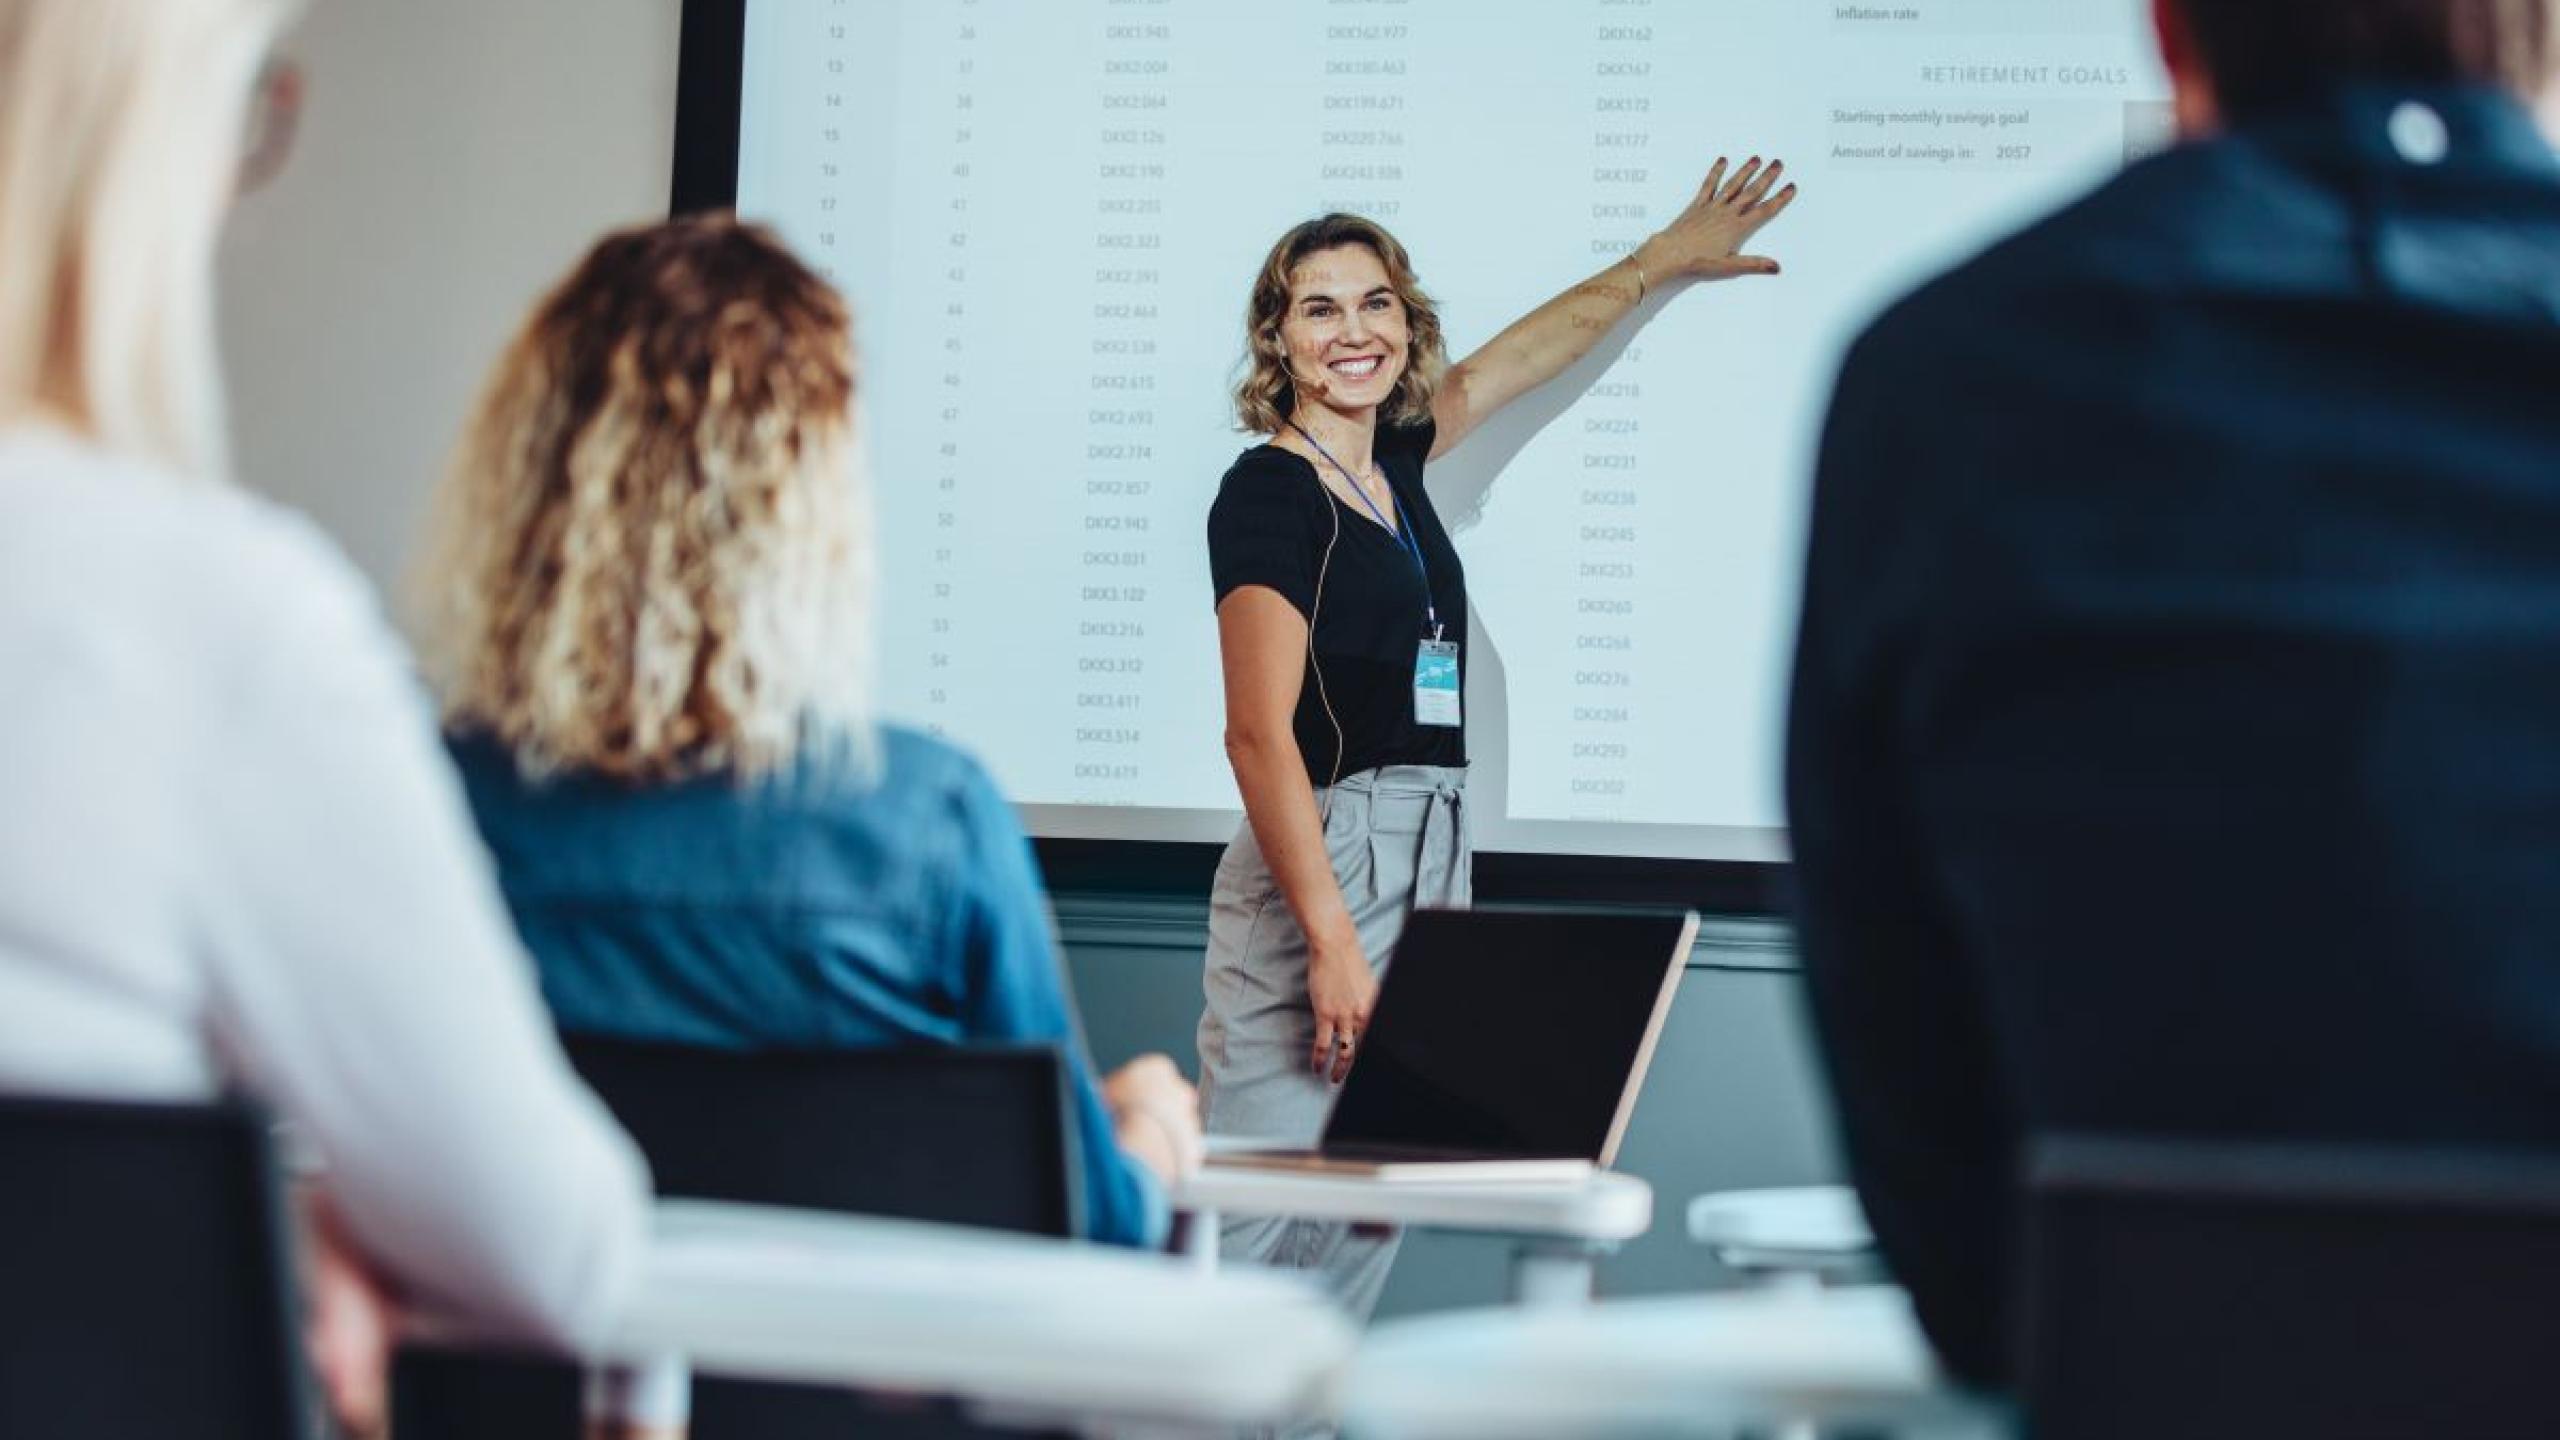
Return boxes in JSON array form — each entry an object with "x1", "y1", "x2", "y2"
[{"x1": 1284, "y1": 356, "x2": 1333, "y2": 406}]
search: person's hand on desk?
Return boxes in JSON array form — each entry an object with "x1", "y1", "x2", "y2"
[
  {"x1": 1308, "y1": 933, "x2": 1377, "y2": 1085},
  {"x1": 299, "y1": 1191, "x2": 399, "y2": 1440},
  {"x1": 1106, "y1": 1053, "x2": 1205, "y2": 1182}
]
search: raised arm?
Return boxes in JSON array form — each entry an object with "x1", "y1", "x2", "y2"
[
  {"x1": 1429, "y1": 157, "x2": 1798, "y2": 460},
  {"x1": 1218, "y1": 587, "x2": 1372, "y2": 1081}
]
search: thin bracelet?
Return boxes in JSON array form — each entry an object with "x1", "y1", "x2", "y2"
[{"x1": 1627, "y1": 254, "x2": 1650, "y2": 304}]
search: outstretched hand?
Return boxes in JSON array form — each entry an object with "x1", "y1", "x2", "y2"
[{"x1": 1637, "y1": 156, "x2": 1798, "y2": 283}]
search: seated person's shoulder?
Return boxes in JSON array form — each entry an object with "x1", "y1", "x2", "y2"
[
  {"x1": 202, "y1": 498, "x2": 410, "y2": 705},
  {"x1": 1844, "y1": 149, "x2": 2229, "y2": 378},
  {"x1": 168, "y1": 478, "x2": 376, "y2": 645},
  {"x1": 873, "y1": 724, "x2": 1017, "y2": 836},
  {"x1": 6, "y1": 438, "x2": 394, "y2": 696},
  {"x1": 11, "y1": 438, "x2": 360, "y2": 594},
  {"x1": 1881, "y1": 135, "x2": 2346, "y2": 337}
]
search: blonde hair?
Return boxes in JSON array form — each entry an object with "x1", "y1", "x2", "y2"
[
  {"x1": 417, "y1": 216, "x2": 876, "y2": 785},
  {"x1": 1235, "y1": 213, "x2": 1448, "y2": 435},
  {"x1": 0, "y1": 0, "x2": 296, "y2": 477}
]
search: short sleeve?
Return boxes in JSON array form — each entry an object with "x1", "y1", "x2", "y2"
[
  {"x1": 1207, "y1": 456, "x2": 1319, "y2": 616},
  {"x1": 1378, "y1": 416, "x2": 1438, "y2": 475}
]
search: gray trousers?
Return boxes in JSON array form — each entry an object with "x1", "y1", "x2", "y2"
[{"x1": 1195, "y1": 765, "x2": 1472, "y2": 1320}]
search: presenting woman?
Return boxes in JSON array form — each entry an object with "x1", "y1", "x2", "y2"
[{"x1": 1198, "y1": 159, "x2": 1797, "y2": 1312}]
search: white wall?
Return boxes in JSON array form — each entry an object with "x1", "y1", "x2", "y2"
[{"x1": 218, "y1": 0, "x2": 685, "y2": 598}]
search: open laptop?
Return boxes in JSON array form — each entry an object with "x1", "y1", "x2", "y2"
[{"x1": 1210, "y1": 908, "x2": 1699, "y2": 1182}]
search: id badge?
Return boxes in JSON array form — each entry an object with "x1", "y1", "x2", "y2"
[{"x1": 1414, "y1": 638, "x2": 1462, "y2": 728}]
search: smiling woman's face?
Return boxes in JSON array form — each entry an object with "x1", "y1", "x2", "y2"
[{"x1": 1279, "y1": 243, "x2": 1410, "y2": 417}]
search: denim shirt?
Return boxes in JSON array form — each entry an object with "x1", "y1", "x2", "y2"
[{"x1": 446, "y1": 725, "x2": 1167, "y2": 1248}]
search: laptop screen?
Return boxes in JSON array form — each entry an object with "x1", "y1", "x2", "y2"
[{"x1": 1322, "y1": 909, "x2": 1692, "y2": 1161}]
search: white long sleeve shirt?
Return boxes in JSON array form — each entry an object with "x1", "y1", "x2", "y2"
[{"x1": 0, "y1": 426, "x2": 649, "y2": 1351}]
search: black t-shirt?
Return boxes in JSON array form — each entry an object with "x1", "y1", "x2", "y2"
[{"x1": 1206, "y1": 418, "x2": 1467, "y2": 788}]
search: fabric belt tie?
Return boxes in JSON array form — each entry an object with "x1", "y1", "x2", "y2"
[
  {"x1": 1327, "y1": 764, "x2": 1470, "y2": 910},
  {"x1": 1420, "y1": 776, "x2": 1466, "y2": 904}
]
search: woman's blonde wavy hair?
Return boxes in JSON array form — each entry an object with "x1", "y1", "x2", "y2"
[
  {"x1": 1234, "y1": 213, "x2": 1448, "y2": 434},
  {"x1": 416, "y1": 216, "x2": 875, "y2": 785}
]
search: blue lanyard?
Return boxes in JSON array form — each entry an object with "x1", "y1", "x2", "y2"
[{"x1": 1289, "y1": 421, "x2": 1441, "y2": 637}]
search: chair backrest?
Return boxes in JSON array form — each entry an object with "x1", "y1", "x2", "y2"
[
  {"x1": 564, "y1": 1035, "x2": 1083, "y2": 1237},
  {"x1": 2023, "y1": 1134, "x2": 2560, "y2": 1440},
  {"x1": 396, "y1": 1038, "x2": 1082, "y2": 1440},
  {"x1": 0, "y1": 1093, "x2": 309, "y2": 1440}
]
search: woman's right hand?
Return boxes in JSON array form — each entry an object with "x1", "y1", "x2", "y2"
[
  {"x1": 1308, "y1": 936, "x2": 1379, "y2": 1084},
  {"x1": 1105, "y1": 1053, "x2": 1205, "y2": 1184},
  {"x1": 1635, "y1": 155, "x2": 1798, "y2": 284},
  {"x1": 302, "y1": 1192, "x2": 398, "y2": 1440}
]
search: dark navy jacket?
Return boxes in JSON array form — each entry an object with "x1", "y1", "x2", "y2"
[
  {"x1": 1788, "y1": 85, "x2": 2560, "y2": 1387},
  {"x1": 448, "y1": 726, "x2": 1167, "y2": 1248}
]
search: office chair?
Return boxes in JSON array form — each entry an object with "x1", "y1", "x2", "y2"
[
  {"x1": 2023, "y1": 1133, "x2": 2560, "y2": 1440},
  {"x1": 0, "y1": 1093, "x2": 311, "y2": 1440},
  {"x1": 395, "y1": 1037, "x2": 1082, "y2": 1440}
]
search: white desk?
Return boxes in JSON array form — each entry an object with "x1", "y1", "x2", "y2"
[
  {"x1": 1175, "y1": 1156, "x2": 1653, "y2": 1307},
  {"x1": 1687, "y1": 1184, "x2": 1878, "y2": 1284},
  {"x1": 577, "y1": 1199, "x2": 1354, "y2": 1433},
  {"x1": 1341, "y1": 1285, "x2": 2004, "y2": 1439}
]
